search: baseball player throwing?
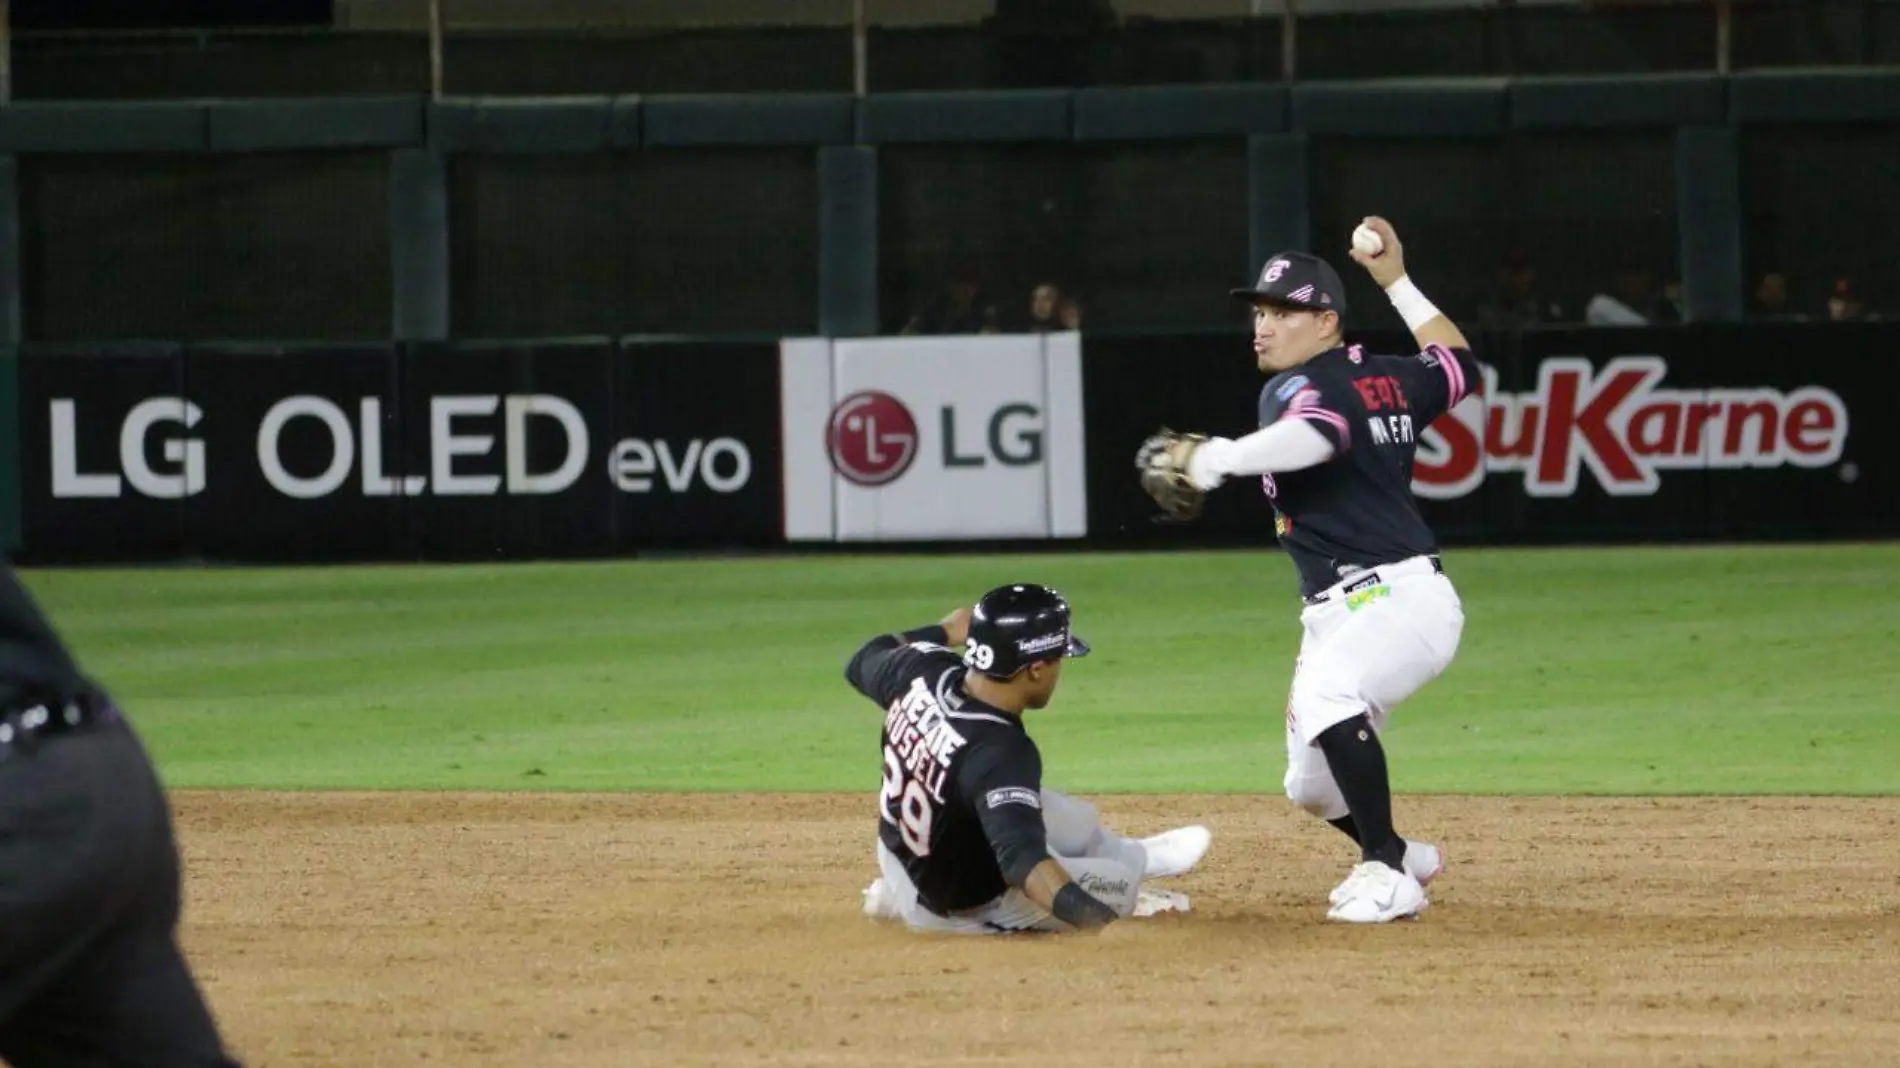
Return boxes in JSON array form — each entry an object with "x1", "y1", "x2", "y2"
[
  {"x1": 1135, "y1": 217, "x2": 1482, "y2": 924},
  {"x1": 849, "y1": 583, "x2": 1212, "y2": 934}
]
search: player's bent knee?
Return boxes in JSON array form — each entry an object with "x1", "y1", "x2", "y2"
[
  {"x1": 1039, "y1": 789, "x2": 1102, "y2": 856},
  {"x1": 1291, "y1": 667, "x2": 1371, "y2": 742},
  {"x1": 1284, "y1": 771, "x2": 1350, "y2": 821},
  {"x1": 1291, "y1": 700, "x2": 1367, "y2": 752}
]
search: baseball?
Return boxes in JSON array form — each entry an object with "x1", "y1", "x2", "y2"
[{"x1": 1352, "y1": 224, "x2": 1384, "y2": 257}]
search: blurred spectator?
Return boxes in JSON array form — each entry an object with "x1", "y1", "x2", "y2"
[
  {"x1": 1750, "y1": 271, "x2": 1803, "y2": 320},
  {"x1": 1827, "y1": 278, "x2": 1869, "y2": 322},
  {"x1": 1475, "y1": 250, "x2": 1562, "y2": 328},
  {"x1": 1058, "y1": 295, "x2": 1083, "y2": 331},
  {"x1": 1656, "y1": 279, "x2": 1685, "y2": 324},
  {"x1": 1024, "y1": 282, "x2": 1064, "y2": 332},
  {"x1": 1584, "y1": 263, "x2": 1657, "y2": 326},
  {"x1": 901, "y1": 261, "x2": 1000, "y2": 336}
]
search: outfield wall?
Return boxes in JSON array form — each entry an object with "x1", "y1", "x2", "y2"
[{"x1": 2, "y1": 321, "x2": 1889, "y2": 563}]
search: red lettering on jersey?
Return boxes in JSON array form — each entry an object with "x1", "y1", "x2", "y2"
[{"x1": 1353, "y1": 375, "x2": 1410, "y2": 413}]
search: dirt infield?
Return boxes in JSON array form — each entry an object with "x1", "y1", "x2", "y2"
[{"x1": 173, "y1": 792, "x2": 1900, "y2": 1067}]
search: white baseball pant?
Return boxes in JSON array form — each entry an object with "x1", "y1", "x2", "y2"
[
  {"x1": 871, "y1": 789, "x2": 1148, "y2": 934},
  {"x1": 1282, "y1": 554, "x2": 1465, "y2": 821}
]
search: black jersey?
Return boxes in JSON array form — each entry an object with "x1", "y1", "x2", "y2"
[
  {"x1": 1256, "y1": 341, "x2": 1483, "y2": 597},
  {"x1": 845, "y1": 630, "x2": 1051, "y2": 914}
]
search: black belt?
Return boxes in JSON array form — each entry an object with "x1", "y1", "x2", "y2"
[
  {"x1": 1303, "y1": 555, "x2": 1444, "y2": 607},
  {"x1": 0, "y1": 693, "x2": 119, "y2": 759}
]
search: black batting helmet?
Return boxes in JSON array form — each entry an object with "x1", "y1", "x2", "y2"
[{"x1": 962, "y1": 583, "x2": 1092, "y2": 679}]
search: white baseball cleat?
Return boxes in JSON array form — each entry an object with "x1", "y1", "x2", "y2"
[
  {"x1": 1140, "y1": 825, "x2": 1212, "y2": 879},
  {"x1": 1325, "y1": 861, "x2": 1428, "y2": 924},
  {"x1": 861, "y1": 878, "x2": 901, "y2": 922},
  {"x1": 1330, "y1": 839, "x2": 1442, "y2": 907},
  {"x1": 1133, "y1": 887, "x2": 1192, "y2": 918}
]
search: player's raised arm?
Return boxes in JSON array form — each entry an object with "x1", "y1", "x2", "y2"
[
  {"x1": 843, "y1": 607, "x2": 973, "y2": 702},
  {"x1": 1348, "y1": 216, "x2": 1471, "y2": 355}
]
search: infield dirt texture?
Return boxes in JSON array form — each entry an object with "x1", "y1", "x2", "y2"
[{"x1": 26, "y1": 544, "x2": 1900, "y2": 1066}]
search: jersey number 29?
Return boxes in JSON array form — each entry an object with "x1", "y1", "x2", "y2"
[{"x1": 880, "y1": 745, "x2": 936, "y2": 856}]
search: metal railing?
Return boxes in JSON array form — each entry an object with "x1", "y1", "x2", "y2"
[
  {"x1": 0, "y1": 0, "x2": 1887, "y2": 102},
  {"x1": 398, "y1": 0, "x2": 1754, "y2": 98}
]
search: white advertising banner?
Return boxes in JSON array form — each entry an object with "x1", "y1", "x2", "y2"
[{"x1": 779, "y1": 333, "x2": 1087, "y2": 541}]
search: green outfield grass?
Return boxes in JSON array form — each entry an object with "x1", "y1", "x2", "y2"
[{"x1": 15, "y1": 542, "x2": 1900, "y2": 796}]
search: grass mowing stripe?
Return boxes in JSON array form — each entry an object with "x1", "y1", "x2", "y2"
[{"x1": 15, "y1": 543, "x2": 1898, "y2": 794}]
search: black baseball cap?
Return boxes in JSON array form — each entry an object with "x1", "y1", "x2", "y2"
[{"x1": 1230, "y1": 251, "x2": 1348, "y2": 314}]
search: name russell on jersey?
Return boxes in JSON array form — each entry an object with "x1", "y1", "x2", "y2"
[{"x1": 883, "y1": 676, "x2": 965, "y2": 803}]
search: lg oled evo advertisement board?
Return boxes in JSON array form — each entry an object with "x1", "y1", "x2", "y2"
[{"x1": 13, "y1": 340, "x2": 783, "y2": 561}]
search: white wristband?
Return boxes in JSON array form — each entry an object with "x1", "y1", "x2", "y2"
[
  {"x1": 1385, "y1": 275, "x2": 1441, "y2": 332},
  {"x1": 1187, "y1": 437, "x2": 1233, "y2": 491}
]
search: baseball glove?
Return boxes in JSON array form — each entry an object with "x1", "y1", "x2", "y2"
[{"x1": 1134, "y1": 428, "x2": 1209, "y2": 521}]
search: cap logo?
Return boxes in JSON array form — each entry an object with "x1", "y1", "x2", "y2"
[
  {"x1": 1262, "y1": 259, "x2": 1290, "y2": 285},
  {"x1": 1017, "y1": 631, "x2": 1069, "y2": 657},
  {"x1": 1288, "y1": 284, "x2": 1315, "y2": 303}
]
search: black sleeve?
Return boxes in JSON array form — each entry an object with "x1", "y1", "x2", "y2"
[
  {"x1": 844, "y1": 624, "x2": 952, "y2": 707},
  {"x1": 959, "y1": 738, "x2": 1050, "y2": 889},
  {"x1": 1396, "y1": 343, "x2": 1484, "y2": 424},
  {"x1": 1259, "y1": 369, "x2": 1359, "y2": 452}
]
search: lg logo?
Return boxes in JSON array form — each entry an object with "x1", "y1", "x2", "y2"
[
  {"x1": 827, "y1": 391, "x2": 917, "y2": 486},
  {"x1": 51, "y1": 399, "x2": 205, "y2": 499},
  {"x1": 824, "y1": 391, "x2": 1046, "y2": 487}
]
